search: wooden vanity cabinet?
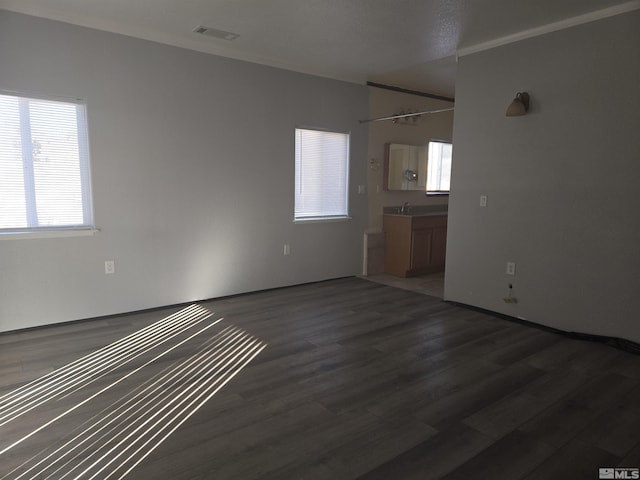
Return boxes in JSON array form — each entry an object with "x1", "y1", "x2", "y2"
[{"x1": 383, "y1": 214, "x2": 447, "y2": 277}]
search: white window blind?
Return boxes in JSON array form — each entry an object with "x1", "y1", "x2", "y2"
[
  {"x1": 0, "y1": 92, "x2": 93, "y2": 233},
  {"x1": 426, "y1": 140, "x2": 453, "y2": 194},
  {"x1": 294, "y1": 128, "x2": 350, "y2": 220}
]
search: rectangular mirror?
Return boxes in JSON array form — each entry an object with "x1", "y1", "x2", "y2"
[{"x1": 383, "y1": 143, "x2": 427, "y2": 191}]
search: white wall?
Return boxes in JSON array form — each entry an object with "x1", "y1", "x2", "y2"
[
  {"x1": 445, "y1": 11, "x2": 640, "y2": 342},
  {"x1": 0, "y1": 11, "x2": 369, "y2": 332},
  {"x1": 367, "y1": 88, "x2": 453, "y2": 232}
]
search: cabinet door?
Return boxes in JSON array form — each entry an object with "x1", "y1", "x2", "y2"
[
  {"x1": 431, "y1": 226, "x2": 447, "y2": 267},
  {"x1": 411, "y1": 229, "x2": 433, "y2": 269},
  {"x1": 383, "y1": 215, "x2": 413, "y2": 276}
]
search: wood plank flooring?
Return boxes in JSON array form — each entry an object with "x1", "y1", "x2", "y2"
[{"x1": 1, "y1": 277, "x2": 639, "y2": 479}]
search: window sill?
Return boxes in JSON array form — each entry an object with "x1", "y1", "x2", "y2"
[
  {"x1": 426, "y1": 192, "x2": 450, "y2": 196},
  {"x1": 294, "y1": 216, "x2": 352, "y2": 224},
  {"x1": 0, "y1": 227, "x2": 100, "y2": 240}
]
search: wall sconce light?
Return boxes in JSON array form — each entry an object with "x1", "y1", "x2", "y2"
[{"x1": 506, "y1": 92, "x2": 530, "y2": 116}]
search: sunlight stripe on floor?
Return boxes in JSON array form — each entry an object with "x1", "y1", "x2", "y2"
[
  {"x1": 1, "y1": 315, "x2": 266, "y2": 480},
  {"x1": 0, "y1": 304, "x2": 214, "y2": 428}
]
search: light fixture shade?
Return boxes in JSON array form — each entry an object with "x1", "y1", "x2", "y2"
[{"x1": 506, "y1": 92, "x2": 530, "y2": 116}]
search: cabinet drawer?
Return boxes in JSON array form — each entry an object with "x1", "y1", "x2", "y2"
[{"x1": 412, "y1": 215, "x2": 447, "y2": 230}]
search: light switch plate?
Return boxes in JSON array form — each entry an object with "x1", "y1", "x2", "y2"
[{"x1": 506, "y1": 262, "x2": 516, "y2": 276}]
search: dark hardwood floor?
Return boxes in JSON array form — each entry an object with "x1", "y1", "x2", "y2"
[{"x1": 1, "y1": 277, "x2": 639, "y2": 479}]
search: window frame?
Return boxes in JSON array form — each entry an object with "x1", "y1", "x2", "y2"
[
  {"x1": 0, "y1": 90, "x2": 96, "y2": 239},
  {"x1": 293, "y1": 126, "x2": 351, "y2": 223},
  {"x1": 425, "y1": 139, "x2": 453, "y2": 196}
]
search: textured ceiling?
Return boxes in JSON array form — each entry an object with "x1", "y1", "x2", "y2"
[{"x1": 0, "y1": 0, "x2": 637, "y2": 96}]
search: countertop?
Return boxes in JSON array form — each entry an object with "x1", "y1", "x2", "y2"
[
  {"x1": 383, "y1": 211, "x2": 448, "y2": 217},
  {"x1": 383, "y1": 204, "x2": 448, "y2": 217}
]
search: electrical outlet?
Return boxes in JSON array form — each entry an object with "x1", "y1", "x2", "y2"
[
  {"x1": 105, "y1": 260, "x2": 115, "y2": 275},
  {"x1": 506, "y1": 262, "x2": 516, "y2": 276},
  {"x1": 283, "y1": 243, "x2": 290, "y2": 256},
  {"x1": 480, "y1": 195, "x2": 487, "y2": 207},
  {"x1": 358, "y1": 185, "x2": 366, "y2": 194},
  {"x1": 503, "y1": 282, "x2": 517, "y2": 303},
  {"x1": 503, "y1": 297, "x2": 519, "y2": 304}
]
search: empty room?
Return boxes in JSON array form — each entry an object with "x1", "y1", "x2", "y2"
[{"x1": 1, "y1": 1, "x2": 639, "y2": 479}]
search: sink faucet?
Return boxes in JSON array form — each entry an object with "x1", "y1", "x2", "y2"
[{"x1": 400, "y1": 202, "x2": 410, "y2": 214}]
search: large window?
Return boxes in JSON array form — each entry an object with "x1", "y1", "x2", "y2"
[
  {"x1": 294, "y1": 127, "x2": 350, "y2": 221},
  {"x1": 0, "y1": 92, "x2": 93, "y2": 234},
  {"x1": 426, "y1": 140, "x2": 452, "y2": 195}
]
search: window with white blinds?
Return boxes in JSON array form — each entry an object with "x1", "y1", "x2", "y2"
[
  {"x1": 0, "y1": 92, "x2": 93, "y2": 233},
  {"x1": 294, "y1": 128, "x2": 350, "y2": 221}
]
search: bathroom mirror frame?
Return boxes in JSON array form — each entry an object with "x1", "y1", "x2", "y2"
[{"x1": 383, "y1": 143, "x2": 428, "y2": 191}]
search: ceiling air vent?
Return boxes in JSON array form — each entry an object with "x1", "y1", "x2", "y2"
[{"x1": 193, "y1": 26, "x2": 239, "y2": 41}]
